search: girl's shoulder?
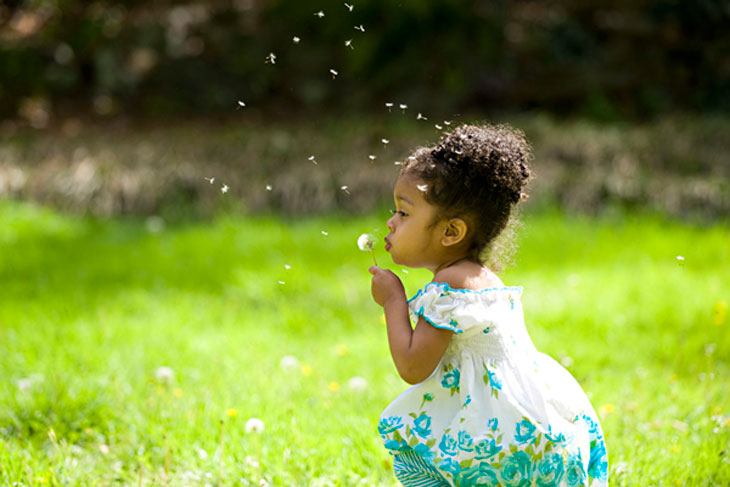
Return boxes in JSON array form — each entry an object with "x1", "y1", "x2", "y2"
[{"x1": 433, "y1": 261, "x2": 504, "y2": 291}]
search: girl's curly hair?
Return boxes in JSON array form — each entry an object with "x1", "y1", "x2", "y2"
[{"x1": 401, "y1": 123, "x2": 532, "y2": 265}]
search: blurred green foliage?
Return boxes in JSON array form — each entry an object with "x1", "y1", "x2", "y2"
[{"x1": 1, "y1": 0, "x2": 728, "y2": 121}]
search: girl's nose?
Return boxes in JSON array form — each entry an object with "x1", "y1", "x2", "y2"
[{"x1": 386, "y1": 215, "x2": 395, "y2": 231}]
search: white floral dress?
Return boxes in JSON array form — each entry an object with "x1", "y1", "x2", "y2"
[{"x1": 378, "y1": 282, "x2": 608, "y2": 487}]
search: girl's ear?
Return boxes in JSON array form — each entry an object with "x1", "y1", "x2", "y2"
[{"x1": 441, "y1": 218, "x2": 468, "y2": 247}]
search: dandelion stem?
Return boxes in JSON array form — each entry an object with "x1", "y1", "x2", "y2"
[{"x1": 370, "y1": 249, "x2": 378, "y2": 266}]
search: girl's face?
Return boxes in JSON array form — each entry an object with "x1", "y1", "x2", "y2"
[{"x1": 384, "y1": 174, "x2": 446, "y2": 270}]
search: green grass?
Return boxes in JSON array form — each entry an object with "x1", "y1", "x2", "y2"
[{"x1": 1, "y1": 201, "x2": 729, "y2": 486}]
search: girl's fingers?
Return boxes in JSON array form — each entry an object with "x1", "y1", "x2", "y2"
[{"x1": 369, "y1": 265, "x2": 380, "y2": 275}]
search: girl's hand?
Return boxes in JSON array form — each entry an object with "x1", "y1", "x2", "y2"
[{"x1": 368, "y1": 266, "x2": 406, "y2": 307}]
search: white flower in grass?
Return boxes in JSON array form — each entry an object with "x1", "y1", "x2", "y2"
[
  {"x1": 280, "y1": 355, "x2": 300, "y2": 371},
  {"x1": 155, "y1": 366, "x2": 174, "y2": 383},
  {"x1": 348, "y1": 376, "x2": 368, "y2": 392},
  {"x1": 16, "y1": 378, "x2": 33, "y2": 392},
  {"x1": 198, "y1": 448, "x2": 208, "y2": 460},
  {"x1": 245, "y1": 418, "x2": 265, "y2": 434},
  {"x1": 244, "y1": 455, "x2": 260, "y2": 469}
]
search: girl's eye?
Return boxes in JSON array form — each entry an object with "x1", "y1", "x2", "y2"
[{"x1": 390, "y1": 209, "x2": 407, "y2": 217}]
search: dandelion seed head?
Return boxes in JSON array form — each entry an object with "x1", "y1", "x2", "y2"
[
  {"x1": 245, "y1": 418, "x2": 265, "y2": 434},
  {"x1": 357, "y1": 233, "x2": 376, "y2": 251}
]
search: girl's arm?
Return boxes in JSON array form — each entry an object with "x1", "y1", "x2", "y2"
[{"x1": 369, "y1": 266, "x2": 453, "y2": 384}]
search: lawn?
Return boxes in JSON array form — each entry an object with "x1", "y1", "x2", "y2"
[{"x1": 1, "y1": 201, "x2": 728, "y2": 486}]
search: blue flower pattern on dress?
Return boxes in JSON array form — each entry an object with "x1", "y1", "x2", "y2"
[
  {"x1": 441, "y1": 366, "x2": 460, "y2": 395},
  {"x1": 474, "y1": 438, "x2": 502, "y2": 459},
  {"x1": 412, "y1": 413, "x2": 432, "y2": 438},
  {"x1": 378, "y1": 282, "x2": 607, "y2": 487},
  {"x1": 514, "y1": 418, "x2": 537, "y2": 445},
  {"x1": 438, "y1": 433, "x2": 459, "y2": 456}
]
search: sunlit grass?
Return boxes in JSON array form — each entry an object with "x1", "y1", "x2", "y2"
[{"x1": 1, "y1": 201, "x2": 728, "y2": 486}]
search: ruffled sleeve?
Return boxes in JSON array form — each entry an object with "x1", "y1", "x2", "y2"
[{"x1": 407, "y1": 282, "x2": 522, "y2": 334}]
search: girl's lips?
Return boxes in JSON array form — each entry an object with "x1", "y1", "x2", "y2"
[{"x1": 384, "y1": 238, "x2": 391, "y2": 251}]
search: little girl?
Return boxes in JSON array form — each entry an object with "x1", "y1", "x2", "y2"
[{"x1": 369, "y1": 124, "x2": 608, "y2": 487}]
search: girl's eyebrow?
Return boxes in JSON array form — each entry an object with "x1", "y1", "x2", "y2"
[{"x1": 395, "y1": 194, "x2": 413, "y2": 205}]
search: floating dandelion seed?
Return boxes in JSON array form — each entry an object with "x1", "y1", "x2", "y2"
[
  {"x1": 308, "y1": 155, "x2": 317, "y2": 164},
  {"x1": 292, "y1": 36, "x2": 300, "y2": 43},
  {"x1": 266, "y1": 184, "x2": 272, "y2": 191},
  {"x1": 329, "y1": 68, "x2": 338, "y2": 79},
  {"x1": 399, "y1": 104, "x2": 407, "y2": 113},
  {"x1": 340, "y1": 185, "x2": 350, "y2": 194},
  {"x1": 321, "y1": 230, "x2": 329, "y2": 236},
  {"x1": 345, "y1": 39, "x2": 353, "y2": 49},
  {"x1": 237, "y1": 101, "x2": 246, "y2": 109},
  {"x1": 417, "y1": 113, "x2": 427, "y2": 120},
  {"x1": 314, "y1": 10, "x2": 325, "y2": 18},
  {"x1": 435, "y1": 124, "x2": 443, "y2": 130},
  {"x1": 344, "y1": 2, "x2": 354, "y2": 11},
  {"x1": 408, "y1": 156, "x2": 416, "y2": 161},
  {"x1": 394, "y1": 161, "x2": 403, "y2": 165},
  {"x1": 385, "y1": 102, "x2": 393, "y2": 112},
  {"x1": 265, "y1": 52, "x2": 276, "y2": 64},
  {"x1": 221, "y1": 184, "x2": 229, "y2": 194},
  {"x1": 278, "y1": 280, "x2": 285, "y2": 285},
  {"x1": 284, "y1": 264, "x2": 291, "y2": 270},
  {"x1": 381, "y1": 138, "x2": 389, "y2": 146},
  {"x1": 245, "y1": 418, "x2": 265, "y2": 434},
  {"x1": 358, "y1": 233, "x2": 378, "y2": 265},
  {"x1": 354, "y1": 24, "x2": 365, "y2": 32},
  {"x1": 444, "y1": 120, "x2": 452, "y2": 126},
  {"x1": 368, "y1": 155, "x2": 376, "y2": 161},
  {"x1": 204, "y1": 177, "x2": 215, "y2": 184},
  {"x1": 417, "y1": 184, "x2": 428, "y2": 192}
]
